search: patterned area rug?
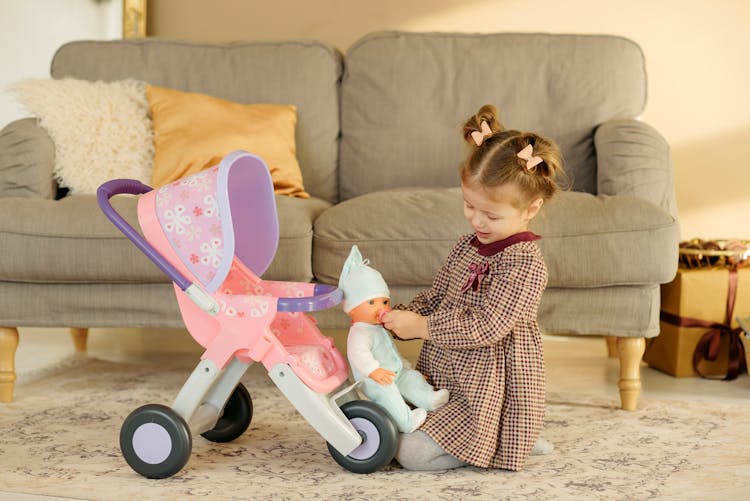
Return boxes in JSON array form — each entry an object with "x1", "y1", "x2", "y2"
[{"x1": 1, "y1": 356, "x2": 748, "y2": 500}]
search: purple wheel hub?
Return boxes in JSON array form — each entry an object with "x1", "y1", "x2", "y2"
[
  {"x1": 132, "y1": 423, "x2": 172, "y2": 464},
  {"x1": 347, "y1": 417, "x2": 380, "y2": 460}
]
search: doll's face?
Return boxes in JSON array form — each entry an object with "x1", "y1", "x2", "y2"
[{"x1": 348, "y1": 297, "x2": 391, "y2": 324}]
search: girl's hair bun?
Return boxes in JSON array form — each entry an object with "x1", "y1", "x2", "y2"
[
  {"x1": 462, "y1": 104, "x2": 504, "y2": 145},
  {"x1": 520, "y1": 133, "x2": 563, "y2": 181},
  {"x1": 459, "y1": 104, "x2": 567, "y2": 203}
]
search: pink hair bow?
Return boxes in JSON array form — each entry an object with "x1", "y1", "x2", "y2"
[
  {"x1": 517, "y1": 144, "x2": 543, "y2": 170},
  {"x1": 470, "y1": 121, "x2": 493, "y2": 146}
]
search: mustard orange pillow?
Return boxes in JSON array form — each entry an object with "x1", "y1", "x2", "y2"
[{"x1": 146, "y1": 85, "x2": 308, "y2": 198}]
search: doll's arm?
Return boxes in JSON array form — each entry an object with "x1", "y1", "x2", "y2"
[
  {"x1": 346, "y1": 327, "x2": 382, "y2": 377},
  {"x1": 348, "y1": 328, "x2": 396, "y2": 385},
  {"x1": 369, "y1": 368, "x2": 396, "y2": 385}
]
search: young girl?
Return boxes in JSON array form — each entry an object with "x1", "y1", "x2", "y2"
[{"x1": 381, "y1": 104, "x2": 564, "y2": 471}]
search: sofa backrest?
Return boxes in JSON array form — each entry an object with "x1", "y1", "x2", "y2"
[
  {"x1": 51, "y1": 39, "x2": 342, "y2": 203},
  {"x1": 340, "y1": 32, "x2": 647, "y2": 200}
]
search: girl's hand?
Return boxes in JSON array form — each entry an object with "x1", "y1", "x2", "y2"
[
  {"x1": 381, "y1": 310, "x2": 430, "y2": 340},
  {"x1": 369, "y1": 368, "x2": 396, "y2": 385}
]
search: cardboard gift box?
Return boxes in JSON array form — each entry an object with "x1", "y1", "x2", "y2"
[
  {"x1": 643, "y1": 267, "x2": 749, "y2": 377},
  {"x1": 739, "y1": 317, "x2": 750, "y2": 374}
]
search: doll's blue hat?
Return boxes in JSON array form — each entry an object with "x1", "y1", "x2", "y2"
[{"x1": 338, "y1": 245, "x2": 390, "y2": 313}]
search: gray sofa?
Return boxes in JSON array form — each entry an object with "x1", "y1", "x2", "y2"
[{"x1": 0, "y1": 32, "x2": 679, "y2": 408}]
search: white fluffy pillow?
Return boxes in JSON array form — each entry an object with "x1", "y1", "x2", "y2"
[{"x1": 11, "y1": 78, "x2": 153, "y2": 194}]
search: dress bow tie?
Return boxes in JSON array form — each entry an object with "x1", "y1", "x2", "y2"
[{"x1": 460, "y1": 261, "x2": 490, "y2": 293}]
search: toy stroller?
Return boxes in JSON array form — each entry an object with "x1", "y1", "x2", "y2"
[{"x1": 98, "y1": 151, "x2": 399, "y2": 478}]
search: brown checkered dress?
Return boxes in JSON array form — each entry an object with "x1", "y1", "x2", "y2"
[{"x1": 399, "y1": 232, "x2": 547, "y2": 470}]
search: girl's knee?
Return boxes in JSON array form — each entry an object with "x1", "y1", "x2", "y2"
[
  {"x1": 395, "y1": 432, "x2": 426, "y2": 470},
  {"x1": 395, "y1": 431, "x2": 466, "y2": 471}
]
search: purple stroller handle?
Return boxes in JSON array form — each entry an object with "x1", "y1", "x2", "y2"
[
  {"x1": 98, "y1": 179, "x2": 342, "y2": 313},
  {"x1": 97, "y1": 179, "x2": 193, "y2": 291},
  {"x1": 277, "y1": 284, "x2": 343, "y2": 313}
]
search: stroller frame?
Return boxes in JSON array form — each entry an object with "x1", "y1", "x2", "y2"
[{"x1": 98, "y1": 151, "x2": 399, "y2": 478}]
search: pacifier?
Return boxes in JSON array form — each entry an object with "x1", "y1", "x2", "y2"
[{"x1": 376, "y1": 307, "x2": 391, "y2": 323}]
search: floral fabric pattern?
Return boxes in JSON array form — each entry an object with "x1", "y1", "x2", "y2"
[{"x1": 156, "y1": 167, "x2": 224, "y2": 288}]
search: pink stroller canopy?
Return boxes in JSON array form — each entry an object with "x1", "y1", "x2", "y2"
[{"x1": 152, "y1": 151, "x2": 279, "y2": 293}]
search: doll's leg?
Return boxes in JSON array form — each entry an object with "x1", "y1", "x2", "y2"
[
  {"x1": 396, "y1": 369, "x2": 449, "y2": 411},
  {"x1": 361, "y1": 379, "x2": 426, "y2": 433},
  {"x1": 396, "y1": 430, "x2": 467, "y2": 471}
]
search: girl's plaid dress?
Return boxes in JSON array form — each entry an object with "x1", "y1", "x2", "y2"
[{"x1": 399, "y1": 231, "x2": 547, "y2": 470}]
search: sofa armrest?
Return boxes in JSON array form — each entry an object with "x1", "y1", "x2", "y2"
[
  {"x1": 595, "y1": 118, "x2": 677, "y2": 219},
  {"x1": 0, "y1": 118, "x2": 56, "y2": 199}
]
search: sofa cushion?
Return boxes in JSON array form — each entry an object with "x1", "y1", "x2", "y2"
[
  {"x1": 146, "y1": 85, "x2": 308, "y2": 198},
  {"x1": 340, "y1": 32, "x2": 646, "y2": 200},
  {"x1": 314, "y1": 188, "x2": 467, "y2": 286},
  {"x1": 52, "y1": 39, "x2": 342, "y2": 202},
  {"x1": 312, "y1": 189, "x2": 679, "y2": 288},
  {"x1": 11, "y1": 78, "x2": 153, "y2": 194},
  {"x1": 0, "y1": 118, "x2": 56, "y2": 199},
  {"x1": 0, "y1": 195, "x2": 330, "y2": 284}
]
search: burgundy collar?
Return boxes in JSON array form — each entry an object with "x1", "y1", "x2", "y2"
[{"x1": 470, "y1": 231, "x2": 541, "y2": 257}]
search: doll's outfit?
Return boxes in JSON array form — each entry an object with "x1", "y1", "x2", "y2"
[
  {"x1": 347, "y1": 321, "x2": 447, "y2": 432},
  {"x1": 339, "y1": 245, "x2": 449, "y2": 433},
  {"x1": 396, "y1": 231, "x2": 547, "y2": 471}
]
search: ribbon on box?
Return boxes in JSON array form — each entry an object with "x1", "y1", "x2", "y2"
[{"x1": 660, "y1": 267, "x2": 747, "y2": 380}]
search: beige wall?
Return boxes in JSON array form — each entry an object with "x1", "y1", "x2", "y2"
[{"x1": 149, "y1": 0, "x2": 750, "y2": 240}]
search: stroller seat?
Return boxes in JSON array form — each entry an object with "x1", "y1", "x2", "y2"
[
  {"x1": 135, "y1": 151, "x2": 349, "y2": 393},
  {"x1": 221, "y1": 255, "x2": 341, "y2": 383},
  {"x1": 286, "y1": 344, "x2": 337, "y2": 379}
]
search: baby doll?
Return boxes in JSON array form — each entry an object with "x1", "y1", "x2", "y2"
[{"x1": 339, "y1": 245, "x2": 449, "y2": 433}]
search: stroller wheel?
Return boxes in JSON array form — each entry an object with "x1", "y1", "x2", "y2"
[
  {"x1": 327, "y1": 400, "x2": 399, "y2": 474},
  {"x1": 201, "y1": 383, "x2": 253, "y2": 443},
  {"x1": 120, "y1": 404, "x2": 192, "y2": 479}
]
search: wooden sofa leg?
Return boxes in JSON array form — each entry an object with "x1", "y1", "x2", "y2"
[
  {"x1": 617, "y1": 337, "x2": 645, "y2": 411},
  {"x1": 0, "y1": 326, "x2": 19, "y2": 403},
  {"x1": 605, "y1": 336, "x2": 618, "y2": 358},
  {"x1": 70, "y1": 327, "x2": 89, "y2": 352}
]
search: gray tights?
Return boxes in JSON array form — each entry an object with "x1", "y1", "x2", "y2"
[
  {"x1": 396, "y1": 431, "x2": 553, "y2": 471},
  {"x1": 395, "y1": 431, "x2": 468, "y2": 471}
]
